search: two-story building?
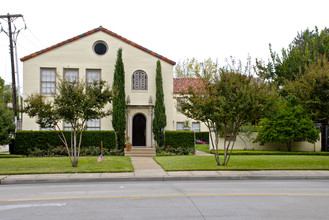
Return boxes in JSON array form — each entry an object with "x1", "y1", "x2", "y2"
[{"x1": 21, "y1": 26, "x2": 206, "y2": 148}]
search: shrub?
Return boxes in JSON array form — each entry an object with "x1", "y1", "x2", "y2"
[
  {"x1": 195, "y1": 131, "x2": 209, "y2": 143},
  {"x1": 156, "y1": 145, "x2": 194, "y2": 156},
  {"x1": 10, "y1": 130, "x2": 116, "y2": 155},
  {"x1": 159, "y1": 131, "x2": 195, "y2": 155},
  {"x1": 27, "y1": 145, "x2": 122, "y2": 157}
]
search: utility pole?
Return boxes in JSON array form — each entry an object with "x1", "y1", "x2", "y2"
[{"x1": 0, "y1": 13, "x2": 23, "y2": 128}]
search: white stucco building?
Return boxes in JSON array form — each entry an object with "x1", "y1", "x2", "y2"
[{"x1": 20, "y1": 26, "x2": 206, "y2": 148}]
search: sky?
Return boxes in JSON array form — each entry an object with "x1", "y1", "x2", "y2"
[{"x1": 1, "y1": 0, "x2": 329, "y2": 89}]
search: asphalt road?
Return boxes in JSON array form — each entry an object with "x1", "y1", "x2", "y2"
[{"x1": 0, "y1": 180, "x2": 329, "y2": 219}]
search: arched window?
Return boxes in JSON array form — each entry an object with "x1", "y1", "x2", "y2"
[{"x1": 132, "y1": 70, "x2": 148, "y2": 90}]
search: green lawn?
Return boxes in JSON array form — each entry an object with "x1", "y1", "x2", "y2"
[
  {"x1": 154, "y1": 155, "x2": 329, "y2": 171},
  {"x1": 195, "y1": 144, "x2": 210, "y2": 153},
  {"x1": 0, "y1": 156, "x2": 134, "y2": 175},
  {"x1": 196, "y1": 144, "x2": 329, "y2": 156}
]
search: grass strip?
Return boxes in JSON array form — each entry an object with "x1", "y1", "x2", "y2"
[
  {"x1": 0, "y1": 154, "x2": 25, "y2": 158},
  {"x1": 195, "y1": 144, "x2": 210, "y2": 153},
  {"x1": 154, "y1": 155, "x2": 329, "y2": 171},
  {"x1": 209, "y1": 150, "x2": 329, "y2": 156},
  {"x1": 196, "y1": 144, "x2": 329, "y2": 156},
  {"x1": 0, "y1": 156, "x2": 133, "y2": 175}
]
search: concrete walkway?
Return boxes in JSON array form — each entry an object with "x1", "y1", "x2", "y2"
[
  {"x1": 130, "y1": 157, "x2": 167, "y2": 177},
  {"x1": 195, "y1": 150, "x2": 212, "y2": 156}
]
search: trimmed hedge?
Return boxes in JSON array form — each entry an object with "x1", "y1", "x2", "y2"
[
  {"x1": 10, "y1": 130, "x2": 116, "y2": 155},
  {"x1": 195, "y1": 131, "x2": 209, "y2": 143},
  {"x1": 161, "y1": 131, "x2": 195, "y2": 155}
]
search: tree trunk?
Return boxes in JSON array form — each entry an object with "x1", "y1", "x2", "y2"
[{"x1": 71, "y1": 159, "x2": 78, "y2": 167}]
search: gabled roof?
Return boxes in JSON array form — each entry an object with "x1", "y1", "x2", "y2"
[
  {"x1": 20, "y1": 26, "x2": 176, "y2": 65},
  {"x1": 173, "y1": 78, "x2": 205, "y2": 94}
]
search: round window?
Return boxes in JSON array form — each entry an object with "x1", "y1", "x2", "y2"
[{"x1": 93, "y1": 41, "x2": 108, "y2": 55}]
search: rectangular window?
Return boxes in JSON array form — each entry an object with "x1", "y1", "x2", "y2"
[
  {"x1": 86, "y1": 69, "x2": 101, "y2": 84},
  {"x1": 41, "y1": 68, "x2": 56, "y2": 94},
  {"x1": 176, "y1": 122, "x2": 184, "y2": 131},
  {"x1": 86, "y1": 119, "x2": 100, "y2": 130},
  {"x1": 63, "y1": 121, "x2": 73, "y2": 131},
  {"x1": 192, "y1": 122, "x2": 200, "y2": 132},
  {"x1": 64, "y1": 69, "x2": 79, "y2": 82}
]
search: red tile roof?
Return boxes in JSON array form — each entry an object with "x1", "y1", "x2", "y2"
[
  {"x1": 173, "y1": 78, "x2": 206, "y2": 94},
  {"x1": 20, "y1": 26, "x2": 176, "y2": 65}
]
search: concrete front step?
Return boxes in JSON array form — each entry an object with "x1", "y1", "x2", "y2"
[{"x1": 124, "y1": 147, "x2": 156, "y2": 157}]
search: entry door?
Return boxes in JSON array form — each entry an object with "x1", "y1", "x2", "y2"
[{"x1": 133, "y1": 114, "x2": 146, "y2": 146}]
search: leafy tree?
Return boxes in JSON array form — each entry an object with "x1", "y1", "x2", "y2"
[
  {"x1": 179, "y1": 61, "x2": 277, "y2": 166},
  {"x1": 174, "y1": 57, "x2": 219, "y2": 80},
  {"x1": 0, "y1": 103, "x2": 15, "y2": 145},
  {"x1": 255, "y1": 100, "x2": 320, "y2": 151},
  {"x1": 24, "y1": 78, "x2": 112, "y2": 167},
  {"x1": 256, "y1": 27, "x2": 329, "y2": 85},
  {"x1": 0, "y1": 77, "x2": 13, "y2": 104},
  {"x1": 285, "y1": 56, "x2": 329, "y2": 124},
  {"x1": 153, "y1": 60, "x2": 166, "y2": 147},
  {"x1": 112, "y1": 48, "x2": 126, "y2": 150}
]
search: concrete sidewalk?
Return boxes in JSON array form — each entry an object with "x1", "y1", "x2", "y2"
[
  {"x1": 1, "y1": 155, "x2": 329, "y2": 185},
  {"x1": 1, "y1": 171, "x2": 329, "y2": 185}
]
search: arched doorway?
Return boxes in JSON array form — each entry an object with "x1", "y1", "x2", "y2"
[{"x1": 133, "y1": 114, "x2": 146, "y2": 146}]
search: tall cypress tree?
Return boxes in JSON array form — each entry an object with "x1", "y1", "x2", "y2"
[
  {"x1": 112, "y1": 48, "x2": 126, "y2": 149},
  {"x1": 153, "y1": 60, "x2": 166, "y2": 147}
]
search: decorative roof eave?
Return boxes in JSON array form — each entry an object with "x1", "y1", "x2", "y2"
[{"x1": 20, "y1": 26, "x2": 176, "y2": 65}]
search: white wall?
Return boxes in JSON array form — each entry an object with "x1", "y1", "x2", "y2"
[{"x1": 209, "y1": 132, "x2": 321, "y2": 152}]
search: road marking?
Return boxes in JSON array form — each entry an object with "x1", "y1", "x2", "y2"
[
  {"x1": 1, "y1": 194, "x2": 329, "y2": 202},
  {"x1": 0, "y1": 203, "x2": 66, "y2": 211}
]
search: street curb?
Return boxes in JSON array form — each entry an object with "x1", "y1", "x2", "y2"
[{"x1": 1, "y1": 174, "x2": 329, "y2": 185}]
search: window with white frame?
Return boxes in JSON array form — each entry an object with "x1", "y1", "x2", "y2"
[
  {"x1": 63, "y1": 121, "x2": 73, "y2": 131},
  {"x1": 176, "y1": 122, "x2": 184, "y2": 131},
  {"x1": 86, "y1": 69, "x2": 101, "y2": 84},
  {"x1": 64, "y1": 69, "x2": 79, "y2": 82},
  {"x1": 86, "y1": 119, "x2": 100, "y2": 130},
  {"x1": 132, "y1": 70, "x2": 147, "y2": 90},
  {"x1": 192, "y1": 122, "x2": 200, "y2": 132},
  {"x1": 41, "y1": 68, "x2": 56, "y2": 94}
]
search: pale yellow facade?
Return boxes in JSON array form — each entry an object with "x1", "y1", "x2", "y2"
[
  {"x1": 172, "y1": 94, "x2": 208, "y2": 132},
  {"x1": 22, "y1": 28, "x2": 178, "y2": 147}
]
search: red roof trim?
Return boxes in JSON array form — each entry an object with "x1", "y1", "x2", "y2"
[
  {"x1": 20, "y1": 26, "x2": 176, "y2": 65},
  {"x1": 173, "y1": 78, "x2": 206, "y2": 94}
]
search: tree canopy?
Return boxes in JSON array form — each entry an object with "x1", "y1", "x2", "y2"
[
  {"x1": 0, "y1": 103, "x2": 15, "y2": 145},
  {"x1": 0, "y1": 77, "x2": 13, "y2": 104},
  {"x1": 179, "y1": 60, "x2": 277, "y2": 165},
  {"x1": 284, "y1": 56, "x2": 329, "y2": 124},
  {"x1": 257, "y1": 27, "x2": 329, "y2": 85},
  {"x1": 255, "y1": 100, "x2": 320, "y2": 151},
  {"x1": 174, "y1": 57, "x2": 219, "y2": 80}
]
